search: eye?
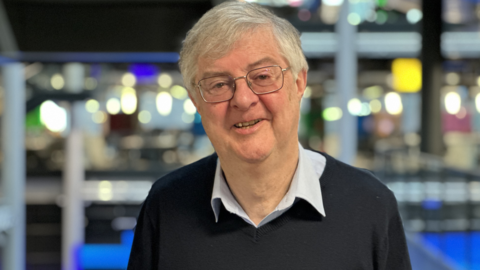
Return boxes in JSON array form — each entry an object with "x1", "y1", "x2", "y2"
[
  {"x1": 213, "y1": 83, "x2": 226, "y2": 88},
  {"x1": 252, "y1": 73, "x2": 273, "y2": 81}
]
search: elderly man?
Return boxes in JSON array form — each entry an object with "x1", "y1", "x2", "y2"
[{"x1": 128, "y1": 1, "x2": 411, "y2": 269}]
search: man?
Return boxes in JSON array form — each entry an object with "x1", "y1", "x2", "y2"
[{"x1": 128, "y1": 1, "x2": 411, "y2": 269}]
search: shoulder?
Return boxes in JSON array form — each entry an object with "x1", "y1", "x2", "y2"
[
  {"x1": 144, "y1": 153, "x2": 218, "y2": 208},
  {"x1": 318, "y1": 151, "x2": 397, "y2": 212}
]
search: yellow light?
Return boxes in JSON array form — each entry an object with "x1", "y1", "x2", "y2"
[
  {"x1": 476, "y1": 93, "x2": 480, "y2": 113},
  {"x1": 445, "y1": 92, "x2": 461, "y2": 115},
  {"x1": 170, "y1": 85, "x2": 188, "y2": 100},
  {"x1": 363, "y1": 86, "x2": 383, "y2": 99},
  {"x1": 158, "y1": 73, "x2": 173, "y2": 88},
  {"x1": 323, "y1": 107, "x2": 343, "y2": 121},
  {"x1": 347, "y1": 98, "x2": 362, "y2": 116},
  {"x1": 92, "y1": 111, "x2": 107, "y2": 124},
  {"x1": 85, "y1": 77, "x2": 97, "y2": 90},
  {"x1": 138, "y1": 110, "x2": 152, "y2": 124},
  {"x1": 106, "y1": 98, "x2": 121, "y2": 115},
  {"x1": 85, "y1": 99, "x2": 100, "y2": 113},
  {"x1": 98, "y1": 181, "x2": 113, "y2": 201},
  {"x1": 385, "y1": 92, "x2": 403, "y2": 115},
  {"x1": 392, "y1": 58, "x2": 422, "y2": 93},
  {"x1": 369, "y1": 99, "x2": 382, "y2": 113},
  {"x1": 303, "y1": 86, "x2": 312, "y2": 98},
  {"x1": 445, "y1": 72, "x2": 460, "y2": 85},
  {"x1": 183, "y1": 99, "x2": 197, "y2": 115},
  {"x1": 121, "y1": 87, "x2": 137, "y2": 115},
  {"x1": 40, "y1": 100, "x2": 67, "y2": 132},
  {"x1": 347, "y1": 13, "x2": 361, "y2": 25},
  {"x1": 121, "y1": 72, "x2": 136, "y2": 87},
  {"x1": 156, "y1": 92, "x2": 173, "y2": 116},
  {"x1": 51, "y1": 73, "x2": 65, "y2": 90}
]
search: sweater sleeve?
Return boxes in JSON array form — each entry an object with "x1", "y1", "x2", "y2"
[
  {"x1": 381, "y1": 194, "x2": 412, "y2": 270},
  {"x1": 127, "y1": 198, "x2": 159, "y2": 270}
]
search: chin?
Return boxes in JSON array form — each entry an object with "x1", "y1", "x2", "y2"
[{"x1": 234, "y1": 146, "x2": 271, "y2": 164}]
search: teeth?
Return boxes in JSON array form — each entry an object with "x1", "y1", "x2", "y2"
[{"x1": 235, "y1": 119, "x2": 260, "y2": 128}]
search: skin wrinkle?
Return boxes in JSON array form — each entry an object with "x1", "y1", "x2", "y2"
[{"x1": 190, "y1": 28, "x2": 307, "y2": 225}]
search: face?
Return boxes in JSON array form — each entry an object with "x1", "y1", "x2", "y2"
[{"x1": 190, "y1": 28, "x2": 307, "y2": 164}]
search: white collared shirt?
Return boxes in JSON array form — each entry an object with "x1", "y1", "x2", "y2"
[{"x1": 211, "y1": 143, "x2": 327, "y2": 228}]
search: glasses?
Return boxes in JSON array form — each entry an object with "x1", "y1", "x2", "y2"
[{"x1": 196, "y1": 65, "x2": 290, "y2": 103}]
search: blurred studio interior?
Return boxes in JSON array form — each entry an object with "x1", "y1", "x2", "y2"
[{"x1": 1, "y1": 0, "x2": 480, "y2": 269}]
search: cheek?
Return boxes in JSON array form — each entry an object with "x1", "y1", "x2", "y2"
[{"x1": 201, "y1": 104, "x2": 229, "y2": 128}]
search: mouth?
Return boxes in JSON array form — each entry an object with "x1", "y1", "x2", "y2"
[{"x1": 234, "y1": 119, "x2": 262, "y2": 129}]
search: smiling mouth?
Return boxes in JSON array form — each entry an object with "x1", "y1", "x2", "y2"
[{"x1": 234, "y1": 119, "x2": 262, "y2": 129}]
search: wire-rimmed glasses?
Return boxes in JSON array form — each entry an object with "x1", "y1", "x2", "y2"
[{"x1": 196, "y1": 65, "x2": 290, "y2": 103}]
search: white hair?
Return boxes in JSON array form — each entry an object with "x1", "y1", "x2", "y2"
[{"x1": 179, "y1": 1, "x2": 308, "y2": 93}]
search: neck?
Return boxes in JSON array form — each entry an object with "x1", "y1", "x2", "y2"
[{"x1": 219, "y1": 141, "x2": 299, "y2": 226}]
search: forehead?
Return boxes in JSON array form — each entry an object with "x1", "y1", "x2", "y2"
[{"x1": 196, "y1": 28, "x2": 285, "y2": 80}]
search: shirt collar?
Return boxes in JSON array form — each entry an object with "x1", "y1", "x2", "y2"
[{"x1": 211, "y1": 143, "x2": 326, "y2": 224}]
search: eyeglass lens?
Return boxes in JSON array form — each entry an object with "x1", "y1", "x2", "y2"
[{"x1": 198, "y1": 65, "x2": 284, "y2": 102}]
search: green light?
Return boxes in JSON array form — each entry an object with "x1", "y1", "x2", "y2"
[
  {"x1": 376, "y1": 10, "x2": 388, "y2": 24},
  {"x1": 376, "y1": 0, "x2": 387, "y2": 8},
  {"x1": 323, "y1": 107, "x2": 343, "y2": 121},
  {"x1": 25, "y1": 106, "x2": 43, "y2": 130}
]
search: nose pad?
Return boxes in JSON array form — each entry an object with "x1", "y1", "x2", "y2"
[{"x1": 247, "y1": 80, "x2": 252, "y2": 88}]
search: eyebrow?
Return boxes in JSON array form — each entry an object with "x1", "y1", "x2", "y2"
[
  {"x1": 199, "y1": 57, "x2": 280, "y2": 81},
  {"x1": 246, "y1": 57, "x2": 278, "y2": 70}
]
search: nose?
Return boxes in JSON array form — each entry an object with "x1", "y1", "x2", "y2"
[{"x1": 229, "y1": 77, "x2": 259, "y2": 111}]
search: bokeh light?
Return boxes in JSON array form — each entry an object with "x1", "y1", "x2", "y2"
[
  {"x1": 303, "y1": 86, "x2": 312, "y2": 98},
  {"x1": 476, "y1": 93, "x2": 480, "y2": 113},
  {"x1": 138, "y1": 110, "x2": 152, "y2": 124},
  {"x1": 348, "y1": 13, "x2": 361, "y2": 26},
  {"x1": 298, "y1": 9, "x2": 311, "y2": 21},
  {"x1": 170, "y1": 85, "x2": 188, "y2": 100},
  {"x1": 323, "y1": 107, "x2": 342, "y2": 121},
  {"x1": 406, "y1": 9, "x2": 423, "y2": 24},
  {"x1": 376, "y1": 10, "x2": 388, "y2": 24},
  {"x1": 121, "y1": 72, "x2": 136, "y2": 87},
  {"x1": 323, "y1": 0, "x2": 343, "y2": 6},
  {"x1": 183, "y1": 99, "x2": 197, "y2": 115},
  {"x1": 121, "y1": 87, "x2": 137, "y2": 115},
  {"x1": 369, "y1": 99, "x2": 382, "y2": 113},
  {"x1": 445, "y1": 92, "x2": 461, "y2": 115},
  {"x1": 85, "y1": 77, "x2": 98, "y2": 90},
  {"x1": 156, "y1": 92, "x2": 173, "y2": 116},
  {"x1": 51, "y1": 73, "x2": 65, "y2": 90},
  {"x1": 182, "y1": 113, "x2": 195, "y2": 123},
  {"x1": 106, "y1": 98, "x2": 121, "y2": 115},
  {"x1": 92, "y1": 111, "x2": 107, "y2": 124},
  {"x1": 40, "y1": 100, "x2": 67, "y2": 132},
  {"x1": 85, "y1": 99, "x2": 100, "y2": 113},
  {"x1": 348, "y1": 98, "x2": 362, "y2": 116},
  {"x1": 445, "y1": 72, "x2": 460, "y2": 86},
  {"x1": 158, "y1": 73, "x2": 173, "y2": 89},
  {"x1": 385, "y1": 92, "x2": 403, "y2": 115},
  {"x1": 98, "y1": 181, "x2": 113, "y2": 201}
]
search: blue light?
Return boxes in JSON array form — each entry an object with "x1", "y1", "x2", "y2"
[
  {"x1": 422, "y1": 199, "x2": 442, "y2": 210},
  {"x1": 129, "y1": 64, "x2": 159, "y2": 85},
  {"x1": 79, "y1": 230, "x2": 134, "y2": 269},
  {"x1": 192, "y1": 113, "x2": 206, "y2": 135},
  {"x1": 17, "y1": 52, "x2": 180, "y2": 63}
]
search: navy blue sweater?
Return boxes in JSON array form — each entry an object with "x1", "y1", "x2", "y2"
[{"x1": 128, "y1": 152, "x2": 411, "y2": 270}]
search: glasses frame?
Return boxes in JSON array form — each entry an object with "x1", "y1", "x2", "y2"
[{"x1": 196, "y1": 65, "x2": 290, "y2": 103}]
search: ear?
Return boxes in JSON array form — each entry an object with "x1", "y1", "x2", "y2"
[{"x1": 295, "y1": 69, "x2": 308, "y2": 100}]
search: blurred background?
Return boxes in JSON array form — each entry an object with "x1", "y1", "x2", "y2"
[{"x1": 0, "y1": 0, "x2": 480, "y2": 269}]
